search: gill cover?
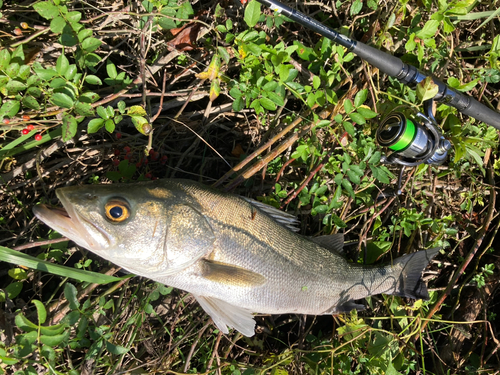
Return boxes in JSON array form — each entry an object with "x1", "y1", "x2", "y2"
[{"x1": 150, "y1": 204, "x2": 216, "y2": 277}]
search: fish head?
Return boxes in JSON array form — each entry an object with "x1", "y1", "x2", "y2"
[{"x1": 32, "y1": 181, "x2": 214, "y2": 276}]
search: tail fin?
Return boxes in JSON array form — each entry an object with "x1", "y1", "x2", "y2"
[{"x1": 393, "y1": 248, "x2": 440, "y2": 300}]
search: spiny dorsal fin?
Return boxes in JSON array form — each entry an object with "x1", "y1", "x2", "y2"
[
  {"x1": 194, "y1": 294, "x2": 256, "y2": 337},
  {"x1": 242, "y1": 197, "x2": 300, "y2": 232},
  {"x1": 201, "y1": 259, "x2": 266, "y2": 287},
  {"x1": 310, "y1": 233, "x2": 345, "y2": 255}
]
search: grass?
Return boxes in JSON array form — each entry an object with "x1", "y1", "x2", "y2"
[{"x1": 1, "y1": 0, "x2": 500, "y2": 373}]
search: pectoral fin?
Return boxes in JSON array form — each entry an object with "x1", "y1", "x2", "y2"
[
  {"x1": 194, "y1": 295, "x2": 256, "y2": 337},
  {"x1": 201, "y1": 259, "x2": 266, "y2": 287}
]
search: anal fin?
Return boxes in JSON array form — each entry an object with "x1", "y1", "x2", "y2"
[{"x1": 194, "y1": 295, "x2": 256, "y2": 337}]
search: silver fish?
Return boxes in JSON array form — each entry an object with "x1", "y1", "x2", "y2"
[{"x1": 33, "y1": 179, "x2": 438, "y2": 337}]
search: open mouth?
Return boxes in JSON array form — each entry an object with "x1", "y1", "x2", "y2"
[{"x1": 33, "y1": 200, "x2": 112, "y2": 251}]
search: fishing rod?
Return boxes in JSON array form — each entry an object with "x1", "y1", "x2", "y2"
[{"x1": 256, "y1": 0, "x2": 500, "y2": 166}]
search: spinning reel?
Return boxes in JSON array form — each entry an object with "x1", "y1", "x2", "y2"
[
  {"x1": 257, "y1": 0, "x2": 500, "y2": 168},
  {"x1": 376, "y1": 99, "x2": 452, "y2": 167}
]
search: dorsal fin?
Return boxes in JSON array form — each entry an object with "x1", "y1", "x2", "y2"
[
  {"x1": 311, "y1": 234, "x2": 345, "y2": 254},
  {"x1": 241, "y1": 197, "x2": 300, "y2": 232}
]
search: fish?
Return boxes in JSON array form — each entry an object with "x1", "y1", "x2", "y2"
[{"x1": 33, "y1": 179, "x2": 439, "y2": 337}]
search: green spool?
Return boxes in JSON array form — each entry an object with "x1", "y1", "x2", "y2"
[{"x1": 389, "y1": 119, "x2": 416, "y2": 151}]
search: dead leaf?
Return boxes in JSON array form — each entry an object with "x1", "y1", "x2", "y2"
[
  {"x1": 231, "y1": 144, "x2": 244, "y2": 157},
  {"x1": 167, "y1": 23, "x2": 201, "y2": 52}
]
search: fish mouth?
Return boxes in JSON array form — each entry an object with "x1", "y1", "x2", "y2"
[{"x1": 33, "y1": 192, "x2": 113, "y2": 251}]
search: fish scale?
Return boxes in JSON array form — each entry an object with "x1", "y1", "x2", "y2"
[{"x1": 33, "y1": 178, "x2": 439, "y2": 337}]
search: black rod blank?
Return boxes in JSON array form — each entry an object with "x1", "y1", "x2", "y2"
[{"x1": 256, "y1": 0, "x2": 500, "y2": 130}]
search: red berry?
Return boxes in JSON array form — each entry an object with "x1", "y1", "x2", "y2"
[
  {"x1": 34, "y1": 134, "x2": 42, "y2": 141},
  {"x1": 112, "y1": 158, "x2": 120, "y2": 166},
  {"x1": 14, "y1": 28, "x2": 22, "y2": 36},
  {"x1": 145, "y1": 173, "x2": 152, "y2": 179},
  {"x1": 22, "y1": 128, "x2": 29, "y2": 135},
  {"x1": 136, "y1": 161, "x2": 142, "y2": 168},
  {"x1": 26, "y1": 124, "x2": 34, "y2": 131},
  {"x1": 124, "y1": 152, "x2": 132, "y2": 160},
  {"x1": 160, "y1": 155, "x2": 168, "y2": 165},
  {"x1": 143, "y1": 158, "x2": 149, "y2": 165},
  {"x1": 113, "y1": 149, "x2": 120, "y2": 156},
  {"x1": 3, "y1": 119, "x2": 9, "y2": 124},
  {"x1": 151, "y1": 151, "x2": 160, "y2": 161},
  {"x1": 123, "y1": 146, "x2": 131, "y2": 153},
  {"x1": 116, "y1": 132, "x2": 122, "y2": 139},
  {"x1": 149, "y1": 149, "x2": 155, "y2": 156},
  {"x1": 22, "y1": 115, "x2": 31, "y2": 121}
]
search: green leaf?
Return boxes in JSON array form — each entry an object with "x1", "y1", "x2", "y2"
[
  {"x1": 8, "y1": 268, "x2": 28, "y2": 280},
  {"x1": 260, "y1": 97, "x2": 277, "y2": 111},
  {"x1": 51, "y1": 92, "x2": 74, "y2": 108},
  {"x1": 81, "y1": 37, "x2": 102, "y2": 53},
  {"x1": 0, "y1": 48, "x2": 10, "y2": 70},
  {"x1": 96, "y1": 106, "x2": 109, "y2": 119},
  {"x1": 217, "y1": 46, "x2": 230, "y2": 64},
  {"x1": 64, "y1": 283, "x2": 80, "y2": 310},
  {"x1": 50, "y1": 15, "x2": 66, "y2": 33},
  {"x1": 40, "y1": 331, "x2": 69, "y2": 347},
  {"x1": 244, "y1": 0, "x2": 261, "y2": 28},
  {"x1": 32, "y1": 300, "x2": 47, "y2": 324},
  {"x1": 56, "y1": 53, "x2": 69, "y2": 75},
  {"x1": 66, "y1": 11, "x2": 82, "y2": 23},
  {"x1": 62, "y1": 114, "x2": 77, "y2": 141},
  {"x1": 416, "y1": 19, "x2": 440, "y2": 39},
  {"x1": 331, "y1": 213, "x2": 347, "y2": 228},
  {"x1": 106, "y1": 60, "x2": 117, "y2": 79},
  {"x1": 347, "y1": 169, "x2": 361, "y2": 184},
  {"x1": 88, "y1": 118, "x2": 105, "y2": 133},
  {"x1": 117, "y1": 100, "x2": 126, "y2": 113},
  {"x1": 0, "y1": 281, "x2": 23, "y2": 301},
  {"x1": 233, "y1": 96, "x2": 244, "y2": 111},
  {"x1": 77, "y1": 28, "x2": 92, "y2": 43},
  {"x1": 416, "y1": 76, "x2": 439, "y2": 102},
  {"x1": 267, "y1": 91, "x2": 284, "y2": 107},
  {"x1": 130, "y1": 116, "x2": 152, "y2": 135},
  {"x1": 15, "y1": 313, "x2": 39, "y2": 332},
  {"x1": 350, "y1": 0, "x2": 363, "y2": 16},
  {"x1": 343, "y1": 121, "x2": 355, "y2": 136},
  {"x1": 159, "y1": 7, "x2": 176, "y2": 29},
  {"x1": 354, "y1": 89, "x2": 368, "y2": 107},
  {"x1": 313, "y1": 75, "x2": 321, "y2": 89},
  {"x1": 85, "y1": 74, "x2": 102, "y2": 85},
  {"x1": 84, "y1": 53, "x2": 101, "y2": 68},
  {"x1": 344, "y1": 98, "x2": 354, "y2": 113},
  {"x1": 349, "y1": 112, "x2": 366, "y2": 125},
  {"x1": 6, "y1": 79, "x2": 26, "y2": 93},
  {"x1": 177, "y1": 1, "x2": 194, "y2": 19},
  {"x1": 0, "y1": 100, "x2": 20, "y2": 118},
  {"x1": 105, "y1": 119, "x2": 115, "y2": 133},
  {"x1": 34, "y1": 67, "x2": 58, "y2": 80},
  {"x1": 357, "y1": 106, "x2": 377, "y2": 119},
  {"x1": 73, "y1": 101, "x2": 94, "y2": 116},
  {"x1": 106, "y1": 341, "x2": 129, "y2": 355},
  {"x1": 127, "y1": 105, "x2": 147, "y2": 116},
  {"x1": 33, "y1": 1, "x2": 60, "y2": 20},
  {"x1": 342, "y1": 178, "x2": 355, "y2": 198}
]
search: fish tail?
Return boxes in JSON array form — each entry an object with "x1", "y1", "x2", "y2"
[{"x1": 393, "y1": 247, "x2": 440, "y2": 300}]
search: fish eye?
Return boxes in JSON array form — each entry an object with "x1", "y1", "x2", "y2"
[{"x1": 104, "y1": 199, "x2": 130, "y2": 223}]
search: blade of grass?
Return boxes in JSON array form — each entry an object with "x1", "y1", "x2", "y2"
[{"x1": 0, "y1": 245, "x2": 130, "y2": 284}]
